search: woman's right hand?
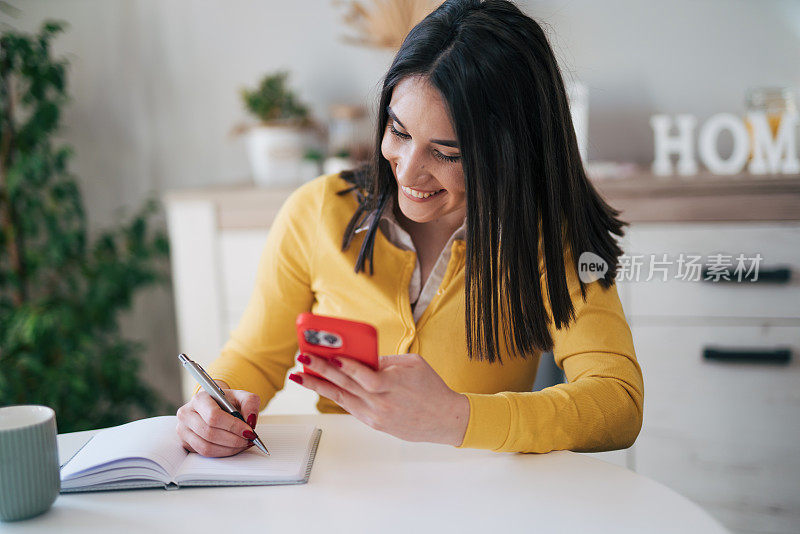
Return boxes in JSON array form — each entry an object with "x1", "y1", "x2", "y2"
[{"x1": 176, "y1": 382, "x2": 261, "y2": 457}]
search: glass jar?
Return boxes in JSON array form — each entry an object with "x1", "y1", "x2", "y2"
[
  {"x1": 745, "y1": 87, "x2": 797, "y2": 158},
  {"x1": 327, "y1": 104, "x2": 371, "y2": 161}
]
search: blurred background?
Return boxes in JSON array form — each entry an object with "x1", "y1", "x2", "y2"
[{"x1": 2, "y1": 1, "x2": 799, "y2": 533}]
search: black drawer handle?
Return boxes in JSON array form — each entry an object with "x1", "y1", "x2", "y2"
[
  {"x1": 703, "y1": 347, "x2": 792, "y2": 364},
  {"x1": 701, "y1": 266, "x2": 792, "y2": 284}
]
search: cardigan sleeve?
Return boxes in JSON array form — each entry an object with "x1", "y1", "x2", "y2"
[
  {"x1": 458, "y1": 250, "x2": 644, "y2": 453},
  {"x1": 199, "y1": 180, "x2": 320, "y2": 411}
]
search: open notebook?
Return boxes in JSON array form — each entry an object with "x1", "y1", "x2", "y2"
[{"x1": 60, "y1": 415, "x2": 321, "y2": 492}]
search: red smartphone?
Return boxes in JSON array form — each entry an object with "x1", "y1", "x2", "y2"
[{"x1": 295, "y1": 313, "x2": 379, "y2": 380}]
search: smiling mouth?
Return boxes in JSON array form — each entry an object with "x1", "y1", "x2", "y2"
[{"x1": 400, "y1": 185, "x2": 446, "y2": 199}]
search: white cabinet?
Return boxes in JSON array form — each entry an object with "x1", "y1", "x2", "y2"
[
  {"x1": 164, "y1": 186, "x2": 318, "y2": 413},
  {"x1": 619, "y1": 222, "x2": 800, "y2": 534}
]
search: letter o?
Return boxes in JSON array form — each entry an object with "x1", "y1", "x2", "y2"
[{"x1": 698, "y1": 113, "x2": 750, "y2": 175}]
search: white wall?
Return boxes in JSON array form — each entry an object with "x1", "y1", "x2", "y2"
[
  {"x1": 7, "y1": 0, "x2": 799, "y2": 406},
  {"x1": 537, "y1": 0, "x2": 800, "y2": 163}
]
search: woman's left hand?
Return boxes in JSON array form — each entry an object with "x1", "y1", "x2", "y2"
[{"x1": 290, "y1": 352, "x2": 470, "y2": 446}]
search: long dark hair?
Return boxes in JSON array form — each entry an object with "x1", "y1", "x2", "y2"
[{"x1": 337, "y1": 0, "x2": 625, "y2": 363}]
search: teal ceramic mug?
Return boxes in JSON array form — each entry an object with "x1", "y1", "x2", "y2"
[{"x1": 0, "y1": 405, "x2": 60, "y2": 521}]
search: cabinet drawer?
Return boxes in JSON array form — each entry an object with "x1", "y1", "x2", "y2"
[
  {"x1": 635, "y1": 432, "x2": 800, "y2": 534},
  {"x1": 620, "y1": 223, "x2": 800, "y2": 319},
  {"x1": 635, "y1": 324, "x2": 799, "y2": 446},
  {"x1": 633, "y1": 324, "x2": 800, "y2": 533}
]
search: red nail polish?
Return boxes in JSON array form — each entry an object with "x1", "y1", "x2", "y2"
[
  {"x1": 289, "y1": 373, "x2": 303, "y2": 385},
  {"x1": 246, "y1": 413, "x2": 257, "y2": 428},
  {"x1": 331, "y1": 358, "x2": 343, "y2": 368},
  {"x1": 297, "y1": 354, "x2": 311, "y2": 365},
  {"x1": 244, "y1": 430, "x2": 257, "y2": 440}
]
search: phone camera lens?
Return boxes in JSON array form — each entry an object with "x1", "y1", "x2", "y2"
[{"x1": 304, "y1": 330, "x2": 320, "y2": 345}]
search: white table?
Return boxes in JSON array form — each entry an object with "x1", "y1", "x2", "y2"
[{"x1": 1, "y1": 415, "x2": 728, "y2": 533}]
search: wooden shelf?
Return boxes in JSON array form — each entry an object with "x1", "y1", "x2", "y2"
[
  {"x1": 591, "y1": 172, "x2": 800, "y2": 223},
  {"x1": 163, "y1": 172, "x2": 800, "y2": 228},
  {"x1": 164, "y1": 183, "x2": 296, "y2": 229}
]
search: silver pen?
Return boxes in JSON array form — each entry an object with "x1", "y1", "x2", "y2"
[{"x1": 178, "y1": 353, "x2": 270, "y2": 455}]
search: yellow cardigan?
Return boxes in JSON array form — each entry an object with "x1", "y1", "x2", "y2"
[{"x1": 205, "y1": 172, "x2": 644, "y2": 453}]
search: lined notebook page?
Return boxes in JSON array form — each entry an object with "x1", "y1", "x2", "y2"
[
  {"x1": 174, "y1": 424, "x2": 317, "y2": 483},
  {"x1": 61, "y1": 416, "x2": 188, "y2": 481}
]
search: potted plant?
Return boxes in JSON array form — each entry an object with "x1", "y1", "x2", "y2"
[{"x1": 239, "y1": 72, "x2": 321, "y2": 186}]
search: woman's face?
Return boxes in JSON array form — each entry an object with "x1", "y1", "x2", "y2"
[{"x1": 381, "y1": 75, "x2": 466, "y2": 228}]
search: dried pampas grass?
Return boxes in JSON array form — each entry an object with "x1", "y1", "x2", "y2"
[{"x1": 335, "y1": 0, "x2": 443, "y2": 49}]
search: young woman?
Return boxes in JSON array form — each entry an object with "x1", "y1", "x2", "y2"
[{"x1": 176, "y1": 0, "x2": 643, "y2": 456}]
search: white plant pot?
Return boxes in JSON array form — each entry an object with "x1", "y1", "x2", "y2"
[
  {"x1": 245, "y1": 125, "x2": 320, "y2": 187},
  {"x1": 323, "y1": 156, "x2": 355, "y2": 176}
]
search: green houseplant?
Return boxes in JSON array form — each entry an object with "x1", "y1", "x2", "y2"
[
  {"x1": 240, "y1": 71, "x2": 310, "y2": 125},
  {"x1": 238, "y1": 71, "x2": 321, "y2": 187},
  {"x1": 0, "y1": 21, "x2": 172, "y2": 432}
]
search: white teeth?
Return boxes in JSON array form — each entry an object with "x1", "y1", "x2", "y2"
[{"x1": 402, "y1": 185, "x2": 443, "y2": 199}]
